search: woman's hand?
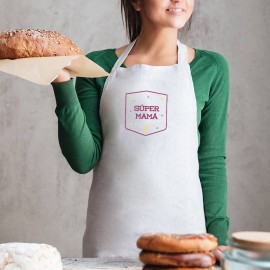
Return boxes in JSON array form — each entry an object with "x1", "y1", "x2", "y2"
[
  {"x1": 52, "y1": 68, "x2": 71, "y2": 83},
  {"x1": 211, "y1": 245, "x2": 230, "y2": 262}
]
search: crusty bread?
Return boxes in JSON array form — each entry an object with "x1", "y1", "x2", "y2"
[
  {"x1": 139, "y1": 250, "x2": 216, "y2": 268},
  {"x1": 0, "y1": 29, "x2": 83, "y2": 59},
  {"x1": 137, "y1": 233, "x2": 218, "y2": 253}
]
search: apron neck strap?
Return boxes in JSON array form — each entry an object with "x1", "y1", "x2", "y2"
[
  {"x1": 177, "y1": 40, "x2": 188, "y2": 65},
  {"x1": 113, "y1": 38, "x2": 188, "y2": 71},
  {"x1": 113, "y1": 39, "x2": 137, "y2": 70}
]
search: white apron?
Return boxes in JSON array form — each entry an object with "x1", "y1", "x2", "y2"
[{"x1": 83, "y1": 39, "x2": 206, "y2": 258}]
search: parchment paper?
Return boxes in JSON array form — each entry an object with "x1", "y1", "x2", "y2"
[{"x1": 0, "y1": 55, "x2": 109, "y2": 85}]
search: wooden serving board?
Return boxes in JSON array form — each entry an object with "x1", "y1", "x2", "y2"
[
  {"x1": 232, "y1": 231, "x2": 270, "y2": 251},
  {"x1": 62, "y1": 258, "x2": 222, "y2": 270}
]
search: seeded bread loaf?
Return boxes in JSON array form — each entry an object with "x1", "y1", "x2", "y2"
[{"x1": 0, "y1": 29, "x2": 83, "y2": 59}]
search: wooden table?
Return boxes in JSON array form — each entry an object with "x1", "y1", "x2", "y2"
[{"x1": 62, "y1": 258, "x2": 222, "y2": 270}]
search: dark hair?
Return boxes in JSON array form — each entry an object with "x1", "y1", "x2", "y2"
[{"x1": 121, "y1": 0, "x2": 193, "y2": 43}]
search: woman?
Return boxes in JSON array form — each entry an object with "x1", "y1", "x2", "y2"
[{"x1": 52, "y1": 0, "x2": 230, "y2": 261}]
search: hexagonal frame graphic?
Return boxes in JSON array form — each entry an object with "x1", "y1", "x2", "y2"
[{"x1": 125, "y1": 90, "x2": 168, "y2": 136}]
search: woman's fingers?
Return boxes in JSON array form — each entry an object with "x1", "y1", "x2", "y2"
[
  {"x1": 211, "y1": 247, "x2": 222, "y2": 262},
  {"x1": 211, "y1": 245, "x2": 230, "y2": 262},
  {"x1": 52, "y1": 68, "x2": 71, "y2": 83}
]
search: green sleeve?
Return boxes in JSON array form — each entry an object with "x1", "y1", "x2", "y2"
[
  {"x1": 51, "y1": 55, "x2": 103, "y2": 174},
  {"x1": 198, "y1": 53, "x2": 230, "y2": 245}
]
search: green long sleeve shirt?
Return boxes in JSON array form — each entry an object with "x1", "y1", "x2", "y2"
[{"x1": 52, "y1": 47, "x2": 230, "y2": 246}]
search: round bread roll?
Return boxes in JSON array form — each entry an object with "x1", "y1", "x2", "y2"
[
  {"x1": 139, "y1": 250, "x2": 216, "y2": 268},
  {"x1": 0, "y1": 29, "x2": 83, "y2": 59},
  {"x1": 137, "y1": 233, "x2": 218, "y2": 253}
]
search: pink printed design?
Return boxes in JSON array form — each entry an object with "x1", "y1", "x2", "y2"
[{"x1": 125, "y1": 91, "x2": 168, "y2": 136}]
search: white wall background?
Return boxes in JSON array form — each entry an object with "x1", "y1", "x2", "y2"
[{"x1": 0, "y1": 0, "x2": 269, "y2": 257}]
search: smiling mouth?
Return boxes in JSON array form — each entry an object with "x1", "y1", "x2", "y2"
[{"x1": 166, "y1": 8, "x2": 186, "y2": 12}]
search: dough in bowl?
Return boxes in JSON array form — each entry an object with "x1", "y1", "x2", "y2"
[{"x1": 0, "y1": 242, "x2": 63, "y2": 270}]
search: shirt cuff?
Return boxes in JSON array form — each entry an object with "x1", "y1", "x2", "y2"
[
  {"x1": 51, "y1": 79, "x2": 79, "y2": 108},
  {"x1": 207, "y1": 217, "x2": 230, "y2": 246}
]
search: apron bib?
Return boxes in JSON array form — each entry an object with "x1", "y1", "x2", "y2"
[{"x1": 83, "y1": 39, "x2": 206, "y2": 257}]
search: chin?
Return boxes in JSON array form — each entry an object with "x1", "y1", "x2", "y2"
[
  {"x1": 164, "y1": 18, "x2": 189, "y2": 29},
  {"x1": 170, "y1": 22, "x2": 188, "y2": 30}
]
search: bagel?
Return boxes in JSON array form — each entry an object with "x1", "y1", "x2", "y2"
[
  {"x1": 137, "y1": 233, "x2": 218, "y2": 253},
  {"x1": 139, "y1": 250, "x2": 216, "y2": 268}
]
